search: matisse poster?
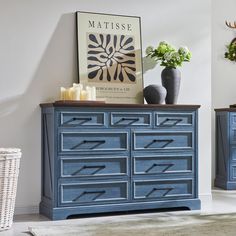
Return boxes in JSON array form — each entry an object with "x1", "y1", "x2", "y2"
[{"x1": 76, "y1": 11, "x2": 144, "y2": 104}]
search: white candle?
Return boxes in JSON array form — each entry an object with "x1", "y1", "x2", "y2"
[
  {"x1": 91, "y1": 86, "x2": 96, "y2": 100},
  {"x1": 73, "y1": 83, "x2": 79, "y2": 87},
  {"x1": 86, "y1": 86, "x2": 92, "y2": 100},
  {"x1": 74, "y1": 87, "x2": 81, "y2": 100},
  {"x1": 65, "y1": 89, "x2": 70, "y2": 100},
  {"x1": 69, "y1": 87, "x2": 75, "y2": 100},
  {"x1": 60, "y1": 87, "x2": 66, "y2": 100},
  {"x1": 80, "y1": 90, "x2": 88, "y2": 100},
  {"x1": 73, "y1": 83, "x2": 83, "y2": 91}
]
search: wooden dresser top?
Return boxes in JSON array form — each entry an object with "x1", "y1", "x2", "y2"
[{"x1": 40, "y1": 101, "x2": 201, "y2": 110}]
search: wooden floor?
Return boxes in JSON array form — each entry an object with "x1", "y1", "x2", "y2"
[{"x1": 1, "y1": 189, "x2": 236, "y2": 236}]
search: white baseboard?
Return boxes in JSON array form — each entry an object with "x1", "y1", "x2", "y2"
[
  {"x1": 199, "y1": 193, "x2": 212, "y2": 202},
  {"x1": 14, "y1": 205, "x2": 39, "y2": 215},
  {"x1": 199, "y1": 193, "x2": 213, "y2": 212}
]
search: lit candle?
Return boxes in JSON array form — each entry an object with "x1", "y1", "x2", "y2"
[{"x1": 80, "y1": 90, "x2": 88, "y2": 100}]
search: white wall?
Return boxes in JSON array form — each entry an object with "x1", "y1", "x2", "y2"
[
  {"x1": 0, "y1": 0, "x2": 211, "y2": 214},
  {"x1": 212, "y1": 0, "x2": 236, "y2": 182}
]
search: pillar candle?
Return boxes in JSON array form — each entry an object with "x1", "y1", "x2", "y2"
[
  {"x1": 86, "y1": 86, "x2": 92, "y2": 100},
  {"x1": 69, "y1": 87, "x2": 75, "y2": 100},
  {"x1": 65, "y1": 89, "x2": 71, "y2": 100},
  {"x1": 74, "y1": 87, "x2": 81, "y2": 100},
  {"x1": 60, "y1": 87, "x2": 66, "y2": 100},
  {"x1": 91, "y1": 86, "x2": 96, "y2": 100},
  {"x1": 73, "y1": 83, "x2": 83, "y2": 91},
  {"x1": 80, "y1": 90, "x2": 88, "y2": 100}
]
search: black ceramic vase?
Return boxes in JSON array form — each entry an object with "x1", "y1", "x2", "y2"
[
  {"x1": 161, "y1": 67, "x2": 181, "y2": 104},
  {"x1": 143, "y1": 85, "x2": 167, "y2": 104}
]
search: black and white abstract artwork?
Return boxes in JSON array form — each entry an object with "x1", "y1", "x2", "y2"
[{"x1": 87, "y1": 33, "x2": 136, "y2": 84}]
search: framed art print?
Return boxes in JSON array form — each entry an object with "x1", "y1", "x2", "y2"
[{"x1": 76, "y1": 11, "x2": 144, "y2": 104}]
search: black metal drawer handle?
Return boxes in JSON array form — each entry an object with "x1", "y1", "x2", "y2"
[
  {"x1": 72, "y1": 165, "x2": 106, "y2": 176},
  {"x1": 115, "y1": 117, "x2": 139, "y2": 125},
  {"x1": 145, "y1": 139, "x2": 174, "y2": 148},
  {"x1": 64, "y1": 117, "x2": 92, "y2": 125},
  {"x1": 146, "y1": 187, "x2": 173, "y2": 198},
  {"x1": 145, "y1": 163, "x2": 174, "y2": 173},
  {"x1": 73, "y1": 190, "x2": 106, "y2": 202},
  {"x1": 160, "y1": 118, "x2": 183, "y2": 126},
  {"x1": 71, "y1": 140, "x2": 106, "y2": 150}
]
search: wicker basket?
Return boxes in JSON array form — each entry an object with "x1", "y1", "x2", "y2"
[{"x1": 0, "y1": 148, "x2": 21, "y2": 231}]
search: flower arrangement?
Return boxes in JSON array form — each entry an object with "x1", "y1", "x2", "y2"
[
  {"x1": 225, "y1": 42, "x2": 236, "y2": 61},
  {"x1": 145, "y1": 41, "x2": 192, "y2": 68}
]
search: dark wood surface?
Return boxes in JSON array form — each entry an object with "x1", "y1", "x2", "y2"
[
  {"x1": 40, "y1": 100, "x2": 201, "y2": 109},
  {"x1": 215, "y1": 108, "x2": 236, "y2": 112},
  {"x1": 214, "y1": 104, "x2": 236, "y2": 111}
]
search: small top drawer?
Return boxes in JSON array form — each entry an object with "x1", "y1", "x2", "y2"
[
  {"x1": 59, "y1": 112, "x2": 105, "y2": 127},
  {"x1": 110, "y1": 112, "x2": 151, "y2": 127},
  {"x1": 155, "y1": 112, "x2": 193, "y2": 127}
]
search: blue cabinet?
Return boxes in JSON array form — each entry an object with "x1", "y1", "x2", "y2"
[
  {"x1": 215, "y1": 109, "x2": 236, "y2": 189},
  {"x1": 40, "y1": 102, "x2": 200, "y2": 220}
]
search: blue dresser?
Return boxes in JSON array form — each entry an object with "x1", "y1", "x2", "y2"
[
  {"x1": 215, "y1": 108, "x2": 236, "y2": 189},
  {"x1": 40, "y1": 102, "x2": 200, "y2": 220}
]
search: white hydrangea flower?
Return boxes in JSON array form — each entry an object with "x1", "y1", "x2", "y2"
[
  {"x1": 178, "y1": 46, "x2": 189, "y2": 56},
  {"x1": 172, "y1": 52, "x2": 180, "y2": 61},
  {"x1": 164, "y1": 52, "x2": 173, "y2": 61},
  {"x1": 145, "y1": 46, "x2": 154, "y2": 55},
  {"x1": 159, "y1": 41, "x2": 168, "y2": 46}
]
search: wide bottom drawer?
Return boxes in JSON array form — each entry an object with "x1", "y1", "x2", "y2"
[
  {"x1": 59, "y1": 181, "x2": 128, "y2": 206},
  {"x1": 133, "y1": 179, "x2": 194, "y2": 201}
]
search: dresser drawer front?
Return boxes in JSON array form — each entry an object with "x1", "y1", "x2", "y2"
[
  {"x1": 230, "y1": 128, "x2": 236, "y2": 144},
  {"x1": 133, "y1": 131, "x2": 193, "y2": 150},
  {"x1": 133, "y1": 179, "x2": 193, "y2": 200},
  {"x1": 60, "y1": 131, "x2": 128, "y2": 152},
  {"x1": 60, "y1": 112, "x2": 105, "y2": 127},
  {"x1": 110, "y1": 112, "x2": 151, "y2": 127},
  {"x1": 60, "y1": 181, "x2": 128, "y2": 205},
  {"x1": 230, "y1": 147, "x2": 236, "y2": 161},
  {"x1": 155, "y1": 112, "x2": 193, "y2": 127},
  {"x1": 61, "y1": 157, "x2": 128, "y2": 177},
  {"x1": 133, "y1": 154, "x2": 193, "y2": 175},
  {"x1": 230, "y1": 113, "x2": 236, "y2": 126}
]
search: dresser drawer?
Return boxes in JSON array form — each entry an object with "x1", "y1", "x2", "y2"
[
  {"x1": 230, "y1": 113, "x2": 236, "y2": 126},
  {"x1": 110, "y1": 112, "x2": 151, "y2": 127},
  {"x1": 133, "y1": 179, "x2": 193, "y2": 200},
  {"x1": 59, "y1": 181, "x2": 128, "y2": 205},
  {"x1": 155, "y1": 112, "x2": 193, "y2": 127},
  {"x1": 60, "y1": 131, "x2": 128, "y2": 152},
  {"x1": 133, "y1": 131, "x2": 193, "y2": 150},
  {"x1": 61, "y1": 156, "x2": 128, "y2": 177},
  {"x1": 230, "y1": 128, "x2": 236, "y2": 144},
  {"x1": 133, "y1": 154, "x2": 193, "y2": 175},
  {"x1": 59, "y1": 112, "x2": 105, "y2": 127}
]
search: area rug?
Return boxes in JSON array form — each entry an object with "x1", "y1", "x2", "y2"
[{"x1": 28, "y1": 212, "x2": 236, "y2": 236}]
